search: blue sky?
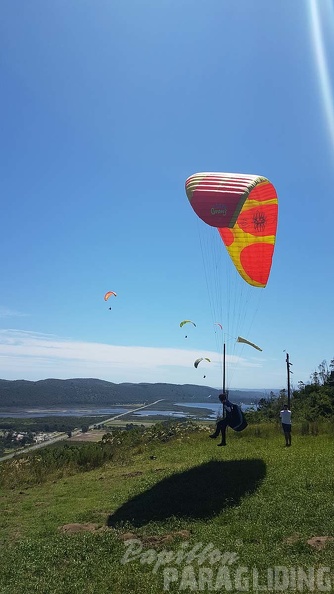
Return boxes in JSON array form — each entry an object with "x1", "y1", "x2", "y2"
[{"x1": 1, "y1": 0, "x2": 333, "y2": 391}]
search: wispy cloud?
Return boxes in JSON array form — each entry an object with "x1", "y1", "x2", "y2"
[
  {"x1": 0, "y1": 329, "x2": 264, "y2": 387},
  {"x1": 0, "y1": 307, "x2": 28, "y2": 318}
]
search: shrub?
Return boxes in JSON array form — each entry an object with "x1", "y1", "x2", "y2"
[{"x1": 300, "y1": 421, "x2": 309, "y2": 435}]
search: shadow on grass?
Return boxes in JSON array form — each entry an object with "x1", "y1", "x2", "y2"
[{"x1": 107, "y1": 459, "x2": 266, "y2": 527}]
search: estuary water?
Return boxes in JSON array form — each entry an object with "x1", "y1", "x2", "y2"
[
  {"x1": 133, "y1": 402, "x2": 255, "y2": 420},
  {"x1": 0, "y1": 406, "x2": 132, "y2": 418},
  {"x1": 0, "y1": 402, "x2": 256, "y2": 420}
]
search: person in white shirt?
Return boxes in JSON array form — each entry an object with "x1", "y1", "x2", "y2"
[{"x1": 280, "y1": 404, "x2": 291, "y2": 447}]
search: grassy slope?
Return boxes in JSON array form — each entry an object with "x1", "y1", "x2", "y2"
[{"x1": 0, "y1": 428, "x2": 333, "y2": 593}]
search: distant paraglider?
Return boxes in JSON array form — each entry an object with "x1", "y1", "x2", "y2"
[
  {"x1": 194, "y1": 357, "x2": 211, "y2": 368},
  {"x1": 180, "y1": 320, "x2": 196, "y2": 328},
  {"x1": 104, "y1": 291, "x2": 117, "y2": 310},
  {"x1": 236, "y1": 336, "x2": 262, "y2": 351},
  {"x1": 194, "y1": 357, "x2": 211, "y2": 379},
  {"x1": 104, "y1": 291, "x2": 117, "y2": 301},
  {"x1": 180, "y1": 319, "x2": 196, "y2": 338}
]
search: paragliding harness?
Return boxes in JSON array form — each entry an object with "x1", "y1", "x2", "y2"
[{"x1": 226, "y1": 404, "x2": 248, "y2": 432}]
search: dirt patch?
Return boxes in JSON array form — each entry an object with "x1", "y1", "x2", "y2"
[
  {"x1": 119, "y1": 532, "x2": 137, "y2": 541},
  {"x1": 307, "y1": 536, "x2": 334, "y2": 550},
  {"x1": 58, "y1": 523, "x2": 103, "y2": 534},
  {"x1": 122, "y1": 471, "x2": 143, "y2": 478},
  {"x1": 285, "y1": 534, "x2": 334, "y2": 550}
]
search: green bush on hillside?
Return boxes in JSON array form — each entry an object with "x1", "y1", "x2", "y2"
[{"x1": 0, "y1": 420, "x2": 207, "y2": 489}]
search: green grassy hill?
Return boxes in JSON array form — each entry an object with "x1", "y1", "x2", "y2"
[{"x1": 0, "y1": 422, "x2": 333, "y2": 593}]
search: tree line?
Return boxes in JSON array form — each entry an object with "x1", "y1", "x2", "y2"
[{"x1": 251, "y1": 358, "x2": 334, "y2": 424}]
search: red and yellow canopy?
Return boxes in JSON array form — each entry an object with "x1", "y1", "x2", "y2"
[{"x1": 185, "y1": 172, "x2": 278, "y2": 288}]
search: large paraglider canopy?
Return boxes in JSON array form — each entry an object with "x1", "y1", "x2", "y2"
[
  {"x1": 185, "y1": 172, "x2": 278, "y2": 287},
  {"x1": 185, "y1": 170, "x2": 278, "y2": 390}
]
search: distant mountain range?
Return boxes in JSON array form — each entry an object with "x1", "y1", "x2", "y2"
[{"x1": 0, "y1": 378, "x2": 272, "y2": 408}]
